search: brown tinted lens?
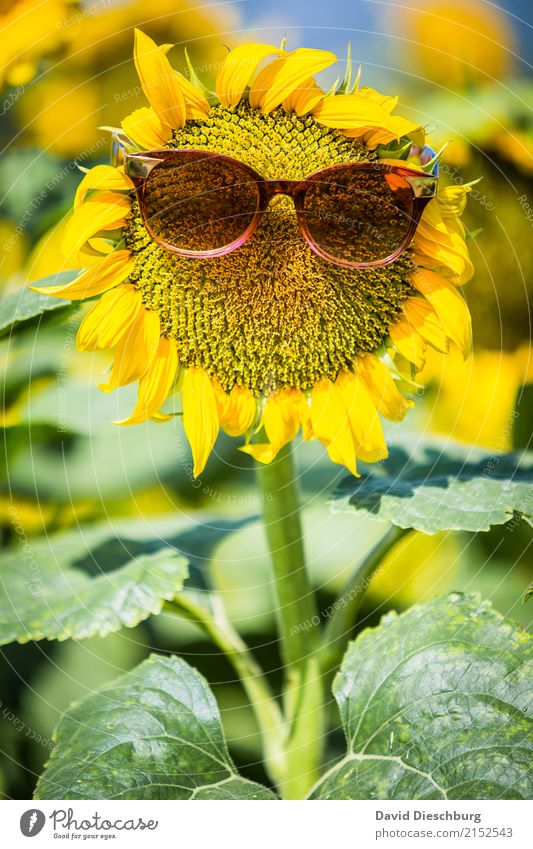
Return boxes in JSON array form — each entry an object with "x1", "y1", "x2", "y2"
[
  {"x1": 302, "y1": 166, "x2": 414, "y2": 264},
  {"x1": 142, "y1": 152, "x2": 259, "y2": 252}
]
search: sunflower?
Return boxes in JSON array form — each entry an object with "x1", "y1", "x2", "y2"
[
  {"x1": 0, "y1": 0, "x2": 71, "y2": 88},
  {"x1": 392, "y1": 0, "x2": 515, "y2": 90},
  {"x1": 32, "y1": 32, "x2": 473, "y2": 478}
]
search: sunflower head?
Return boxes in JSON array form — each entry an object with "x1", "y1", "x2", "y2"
[{"x1": 32, "y1": 31, "x2": 474, "y2": 477}]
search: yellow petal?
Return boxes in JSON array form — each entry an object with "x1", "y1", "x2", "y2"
[
  {"x1": 312, "y1": 93, "x2": 397, "y2": 132},
  {"x1": 335, "y1": 371, "x2": 387, "y2": 463},
  {"x1": 74, "y1": 166, "x2": 134, "y2": 210},
  {"x1": 62, "y1": 195, "x2": 130, "y2": 262},
  {"x1": 343, "y1": 114, "x2": 424, "y2": 147},
  {"x1": 175, "y1": 69, "x2": 211, "y2": 119},
  {"x1": 358, "y1": 86, "x2": 399, "y2": 113},
  {"x1": 134, "y1": 29, "x2": 186, "y2": 129},
  {"x1": 87, "y1": 237, "x2": 116, "y2": 255},
  {"x1": 297, "y1": 392, "x2": 314, "y2": 440},
  {"x1": 29, "y1": 250, "x2": 135, "y2": 300},
  {"x1": 437, "y1": 183, "x2": 475, "y2": 218},
  {"x1": 283, "y1": 77, "x2": 325, "y2": 116},
  {"x1": 262, "y1": 390, "x2": 301, "y2": 453},
  {"x1": 402, "y1": 296, "x2": 449, "y2": 354},
  {"x1": 215, "y1": 43, "x2": 284, "y2": 108},
  {"x1": 99, "y1": 307, "x2": 160, "y2": 392},
  {"x1": 414, "y1": 200, "x2": 473, "y2": 284},
  {"x1": 75, "y1": 241, "x2": 118, "y2": 269},
  {"x1": 151, "y1": 411, "x2": 175, "y2": 423},
  {"x1": 389, "y1": 317, "x2": 427, "y2": 371},
  {"x1": 412, "y1": 246, "x2": 473, "y2": 286},
  {"x1": 218, "y1": 384, "x2": 257, "y2": 437},
  {"x1": 311, "y1": 378, "x2": 358, "y2": 476},
  {"x1": 389, "y1": 115, "x2": 425, "y2": 148},
  {"x1": 250, "y1": 48, "x2": 336, "y2": 114},
  {"x1": 379, "y1": 158, "x2": 423, "y2": 170},
  {"x1": 121, "y1": 107, "x2": 172, "y2": 150},
  {"x1": 418, "y1": 194, "x2": 451, "y2": 236},
  {"x1": 157, "y1": 45, "x2": 210, "y2": 118},
  {"x1": 247, "y1": 57, "x2": 284, "y2": 109},
  {"x1": 76, "y1": 285, "x2": 142, "y2": 352},
  {"x1": 411, "y1": 268, "x2": 472, "y2": 359},
  {"x1": 357, "y1": 353, "x2": 413, "y2": 422},
  {"x1": 240, "y1": 389, "x2": 307, "y2": 462},
  {"x1": 182, "y1": 368, "x2": 220, "y2": 477},
  {"x1": 239, "y1": 443, "x2": 278, "y2": 464},
  {"x1": 115, "y1": 337, "x2": 178, "y2": 426},
  {"x1": 352, "y1": 127, "x2": 390, "y2": 147}
]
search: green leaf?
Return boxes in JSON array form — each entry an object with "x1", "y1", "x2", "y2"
[
  {"x1": 310, "y1": 594, "x2": 532, "y2": 800},
  {"x1": 332, "y1": 439, "x2": 533, "y2": 533},
  {"x1": 21, "y1": 630, "x2": 147, "y2": 774},
  {"x1": 35, "y1": 654, "x2": 277, "y2": 799},
  {"x1": 0, "y1": 275, "x2": 77, "y2": 338},
  {"x1": 0, "y1": 545, "x2": 188, "y2": 644},
  {"x1": 0, "y1": 513, "x2": 256, "y2": 645}
]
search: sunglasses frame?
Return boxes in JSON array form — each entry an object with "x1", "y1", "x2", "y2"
[{"x1": 112, "y1": 133, "x2": 438, "y2": 269}]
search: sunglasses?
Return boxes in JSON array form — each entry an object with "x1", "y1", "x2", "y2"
[{"x1": 112, "y1": 133, "x2": 438, "y2": 269}]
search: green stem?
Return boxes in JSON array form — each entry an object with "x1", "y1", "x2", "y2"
[
  {"x1": 257, "y1": 444, "x2": 319, "y2": 665},
  {"x1": 320, "y1": 525, "x2": 409, "y2": 675},
  {"x1": 256, "y1": 444, "x2": 324, "y2": 800},
  {"x1": 164, "y1": 594, "x2": 287, "y2": 786}
]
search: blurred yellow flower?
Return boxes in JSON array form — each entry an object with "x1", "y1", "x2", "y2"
[
  {"x1": 420, "y1": 345, "x2": 532, "y2": 450},
  {"x1": 491, "y1": 128, "x2": 533, "y2": 177},
  {"x1": 419, "y1": 80, "x2": 533, "y2": 174},
  {"x1": 394, "y1": 0, "x2": 515, "y2": 89},
  {"x1": 0, "y1": 0, "x2": 70, "y2": 88},
  {"x1": 461, "y1": 152, "x2": 533, "y2": 350},
  {"x1": 19, "y1": 75, "x2": 101, "y2": 158},
  {"x1": 368, "y1": 529, "x2": 461, "y2": 608},
  {"x1": 0, "y1": 495, "x2": 54, "y2": 534},
  {"x1": 13, "y1": 0, "x2": 235, "y2": 156},
  {"x1": 395, "y1": 1, "x2": 532, "y2": 176},
  {"x1": 0, "y1": 218, "x2": 29, "y2": 283}
]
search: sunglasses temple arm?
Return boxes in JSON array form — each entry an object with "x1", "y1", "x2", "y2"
[{"x1": 110, "y1": 132, "x2": 135, "y2": 169}]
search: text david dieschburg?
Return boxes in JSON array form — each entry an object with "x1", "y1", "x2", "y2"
[{"x1": 376, "y1": 810, "x2": 481, "y2": 824}]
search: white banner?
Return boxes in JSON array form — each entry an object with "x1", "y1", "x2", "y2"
[{"x1": 2, "y1": 799, "x2": 531, "y2": 848}]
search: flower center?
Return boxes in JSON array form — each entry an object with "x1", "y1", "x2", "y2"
[{"x1": 124, "y1": 104, "x2": 415, "y2": 394}]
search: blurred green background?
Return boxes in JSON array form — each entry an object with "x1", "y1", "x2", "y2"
[{"x1": 0, "y1": 0, "x2": 531, "y2": 798}]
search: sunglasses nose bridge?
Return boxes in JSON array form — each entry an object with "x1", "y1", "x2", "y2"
[{"x1": 263, "y1": 179, "x2": 302, "y2": 199}]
